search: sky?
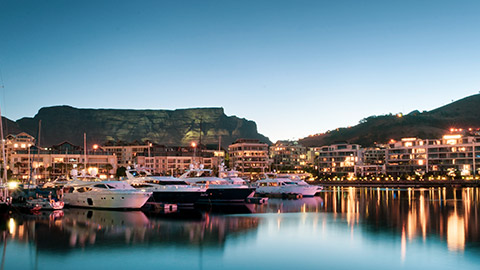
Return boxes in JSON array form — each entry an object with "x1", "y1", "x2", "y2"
[{"x1": 0, "y1": 0, "x2": 479, "y2": 142}]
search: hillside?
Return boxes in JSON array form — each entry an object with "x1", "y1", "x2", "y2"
[
  {"x1": 3, "y1": 106, "x2": 271, "y2": 147},
  {"x1": 299, "y1": 94, "x2": 480, "y2": 147}
]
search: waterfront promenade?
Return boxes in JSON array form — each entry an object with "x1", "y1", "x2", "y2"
[{"x1": 316, "y1": 178, "x2": 480, "y2": 187}]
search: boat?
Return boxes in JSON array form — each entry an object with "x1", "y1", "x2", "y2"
[
  {"x1": 254, "y1": 174, "x2": 319, "y2": 197},
  {"x1": 25, "y1": 197, "x2": 65, "y2": 210},
  {"x1": 218, "y1": 168, "x2": 248, "y2": 185},
  {"x1": 125, "y1": 168, "x2": 206, "y2": 207},
  {"x1": 43, "y1": 176, "x2": 72, "y2": 188},
  {"x1": 62, "y1": 179, "x2": 152, "y2": 209},
  {"x1": 179, "y1": 164, "x2": 255, "y2": 203}
]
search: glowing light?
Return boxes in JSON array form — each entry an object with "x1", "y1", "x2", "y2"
[
  {"x1": 93, "y1": 144, "x2": 99, "y2": 150},
  {"x1": 7, "y1": 181, "x2": 18, "y2": 189},
  {"x1": 447, "y1": 213, "x2": 465, "y2": 251},
  {"x1": 443, "y1": 134, "x2": 462, "y2": 140},
  {"x1": 8, "y1": 218, "x2": 15, "y2": 235},
  {"x1": 191, "y1": 142, "x2": 197, "y2": 148}
]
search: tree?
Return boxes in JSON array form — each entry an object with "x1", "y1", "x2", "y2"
[
  {"x1": 105, "y1": 163, "x2": 114, "y2": 173},
  {"x1": 116, "y1": 166, "x2": 127, "y2": 178}
]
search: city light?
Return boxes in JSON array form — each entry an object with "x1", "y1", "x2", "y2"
[
  {"x1": 443, "y1": 134, "x2": 462, "y2": 140},
  {"x1": 7, "y1": 181, "x2": 18, "y2": 189}
]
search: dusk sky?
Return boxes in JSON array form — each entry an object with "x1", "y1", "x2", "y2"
[{"x1": 1, "y1": 0, "x2": 479, "y2": 142}]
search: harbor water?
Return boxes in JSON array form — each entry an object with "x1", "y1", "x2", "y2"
[{"x1": 1, "y1": 187, "x2": 479, "y2": 269}]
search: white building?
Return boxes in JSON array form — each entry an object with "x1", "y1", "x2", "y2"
[{"x1": 386, "y1": 134, "x2": 480, "y2": 176}]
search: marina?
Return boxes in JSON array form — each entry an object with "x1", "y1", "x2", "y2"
[
  {"x1": 1, "y1": 187, "x2": 479, "y2": 270},
  {"x1": 2, "y1": 1, "x2": 480, "y2": 269}
]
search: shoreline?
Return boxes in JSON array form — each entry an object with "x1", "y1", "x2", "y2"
[{"x1": 315, "y1": 180, "x2": 480, "y2": 188}]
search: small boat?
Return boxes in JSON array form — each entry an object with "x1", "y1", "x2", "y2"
[
  {"x1": 26, "y1": 198, "x2": 65, "y2": 210},
  {"x1": 126, "y1": 168, "x2": 206, "y2": 207}
]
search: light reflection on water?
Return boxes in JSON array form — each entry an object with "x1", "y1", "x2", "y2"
[{"x1": 0, "y1": 187, "x2": 479, "y2": 270}]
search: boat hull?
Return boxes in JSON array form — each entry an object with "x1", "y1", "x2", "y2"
[
  {"x1": 198, "y1": 187, "x2": 256, "y2": 203},
  {"x1": 63, "y1": 191, "x2": 151, "y2": 209},
  {"x1": 255, "y1": 186, "x2": 318, "y2": 197},
  {"x1": 149, "y1": 190, "x2": 204, "y2": 206}
]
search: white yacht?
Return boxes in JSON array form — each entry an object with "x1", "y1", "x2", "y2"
[
  {"x1": 43, "y1": 176, "x2": 72, "y2": 188},
  {"x1": 62, "y1": 180, "x2": 152, "y2": 209},
  {"x1": 180, "y1": 165, "x2": 255, "y2": 203},
  {"x1": 125, "y1": 168, "x2": 206, "y2": 207},
  {"x1": 218, "y1": 169, "x2": 248, "y2": 185},
  {"x1": 254, "y1": 174, "x2": 319, "y2": 197}
]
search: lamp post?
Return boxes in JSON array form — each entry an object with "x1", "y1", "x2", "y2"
[
  {"x1": 473, "y1": 137, "x2": 476, "y2": 179},
  {"x1": 146, "y1": 143, "x2": 153, "y2": 171},
  {"x1": 191, "y1": 142, "x2": 197, "y2": 164},
  {"x1": 93, "y1": 144, "x2": 99, "y2": 175}
]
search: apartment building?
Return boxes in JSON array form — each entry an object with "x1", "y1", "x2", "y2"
[
  {"x1": 228, "y1": 139, "x2": 270, "y2": 179},
  {"x1": 386, "y1": 134, "x2": 480, "y2": 176},
  {"x1": 315, "y1": 143, "x2": 362, "y2": 177},
  {"x1": 102, "y1": 142, "x2": 151, "y2": 167},
  {"x1": 356, "y1": 147, "x2": 386, "y2": 176},
  {"x1": 269, "y1": 140, "x2": 307, "y2": 171},
  {"x1": 133, "y1": 144, "x2": 224, "y2": 175},
  {"x1": 9, "y1": 141, "x2": 117, "y2": 181}
]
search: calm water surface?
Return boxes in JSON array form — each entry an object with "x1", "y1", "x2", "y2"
[{"x1": 1, "y1": 187, "x2": 479, "y2": 270}]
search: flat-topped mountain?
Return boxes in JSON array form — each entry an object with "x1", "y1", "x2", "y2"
[
  {"x1": 2, "y1": 106, "x2": 271, "y2": 147},
  {"x1": 300, "y1": 94, "x2": 480, "y2": 147}
]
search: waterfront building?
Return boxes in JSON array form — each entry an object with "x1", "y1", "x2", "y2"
[
  {"x1": 9, "y1": 141, "x2": 117, "y2": 182},
  {"x1": 228, "y1": 139, "x2": 270, "y2": 179},
  {"x1": 356, "y1": 147, "x2": 386, "y2": 176},
  {"x1": 4, "y1": 132, "x2": 35, "y2": 162},
  {"x1": 102, "y1": 141, "x2": 151, "y2": 167},
  {"x1": 134, "y1": 144, "x2": 224, "y2": 175},
  {"x1": 269, "y1": 140, "x2": 307, "y2": 171},
  {"x1": 306, "y1": 147, "x2": 322, "y2": 167},
  {"x1": 315, "y1": 143, "x2": 362, "y2": 177},
  {"x1": 386, "y1": 134, "x2": 480, "y2": 176}
]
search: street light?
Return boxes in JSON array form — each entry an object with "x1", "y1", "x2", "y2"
[
  {"x1": 92, "y1": 144, "x2": 99, "y2": 175},
  {"x1": 191, "y1": 142, "x2": 197, "y2": 163}
]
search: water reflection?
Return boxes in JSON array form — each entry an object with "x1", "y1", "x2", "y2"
[
  {"x1": 1, "y1": 205, "x2": 260, "y2": 254},
  {"x1": 321, "y1": 187, "x2": 480, "y2": 252},
  {"x1": 0, "y1": 188, "x2": 479, "y2": 269}
]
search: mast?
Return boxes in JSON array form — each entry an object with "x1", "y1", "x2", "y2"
[
  {"x1": 84, "y1": 133, "x2": 87, "y2": 173},
  {"x1": 0, "y1": 106, "x2": 7, "y2": 183},
  {"x1": 0, "y1": 105, "x2": 8, "y2": 203}
]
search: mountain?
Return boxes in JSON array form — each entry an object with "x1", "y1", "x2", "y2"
[
  {"x1": 299, "y1": 94, "x2": 480, "y2": 147},
  {"x1": 3, "y1": 106, "x2": 271, "y2": 147}
]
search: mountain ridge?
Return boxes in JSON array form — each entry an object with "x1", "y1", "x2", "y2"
[
  {"x1": 299, "y1": 94, "x2": 480, "y2": 147},
  {"x1": 2, "y1": 106, "x2": 271, "y2": 148}
]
